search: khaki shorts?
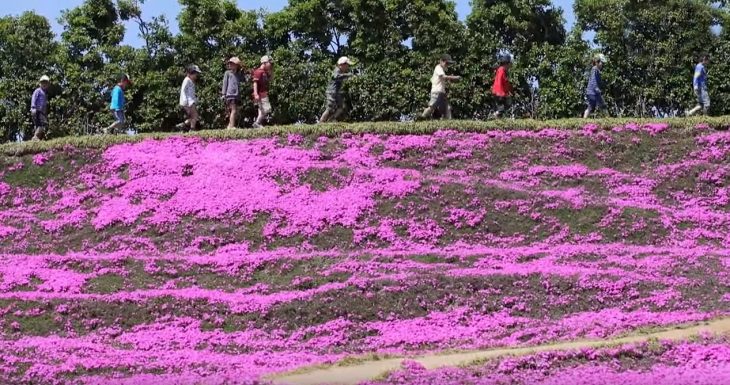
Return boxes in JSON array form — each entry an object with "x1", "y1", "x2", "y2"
[
  {"x1": 257, "y1": 97, "x2": 272, "y2": 115},
  {"x1": 428, "y1": 92, "x2": 450, "y2": 115}
]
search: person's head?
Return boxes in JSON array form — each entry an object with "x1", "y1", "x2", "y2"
[
  {"x1": 39, "y1": 75, "x2": 50, "y2": 90},
  {"x1": 499, "y1": 54, "x2": 512, "y2": 68},
  {"x1": 337, "y1": 56, "x2": 353, "y2": 71},
  {"x1": 260, "y1": 55, "x2": 274, "y2": 71},
  {"x1": 187, "y1": 65, "x2": 203, "y2": 80},
  {"x1": 118, "y1": 73, "x2": 132, "y2": 89},
  {"x1": 700, "y1": 54, "x2": 710, "y2": 65},
  {"x1": 227, "y1": 57, "x2": 242, "y2": 71},
  {"x1": 439, "y1": 54, "x2": 455, "y2": 69},
  {"x1": 593, "y1": 53, "x2": 607, "y2": 69}
]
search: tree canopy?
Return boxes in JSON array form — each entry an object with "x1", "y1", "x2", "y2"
[{"x1": 0, "y1": 0, "x2": 726, "y2": 141}]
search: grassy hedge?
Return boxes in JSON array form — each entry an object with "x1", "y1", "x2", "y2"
[{"x1": 1, "y1": 116, "x2": 727, "y2": 156}]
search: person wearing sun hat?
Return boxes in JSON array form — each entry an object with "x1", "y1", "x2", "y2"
[
  {"x1": 319, "y1": 56, "x2": 355, "y2": 123},
  {"x1": 419, "y1": 54, "x2": 460, "y2": 120},
  {"x1": 584, "y1": 53, "x2": 607, "y2": 118},
  {"x1": 222, "y1": 56, "x2": 243, "y2": 129},
  {"x1": 30, "y1": 75, "x2": 51, "y2": 140},
  {"x1": 177, "y1": 65, "x2": 202, "y2": 131},
  {"x1": 104, "y1": 73, "x2": 132, "y2": 135},
  {"x1": 252, "y1": 55, "x2": 274, "y2": 129}
]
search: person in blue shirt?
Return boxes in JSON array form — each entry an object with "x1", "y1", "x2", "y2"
[
  {"x1": 583, "y1": 54, "x2": 606, "y2": 118},
  {"x1": 104, "y1": 73, "x2": 132, "y2": 135},
  {"x1": 687, "y1": 54, "x2": 710, "y2": 116}
]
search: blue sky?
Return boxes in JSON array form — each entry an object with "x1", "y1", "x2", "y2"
[{"x1": 0, "y1": 0, "x2": 576, "y2": 46}]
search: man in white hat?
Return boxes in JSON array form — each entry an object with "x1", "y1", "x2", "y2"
[
  {"x1": 252, "y1": 55, "x2": 274, "y2": 128},
  {"x1": 30, "y1": 75, "x2": 51, "y2": 140},
  {"x1": 222, "y1": 56, "x2": 243, "y2": 129},
  {"x1": 319, "y1": 56, "x2": 354, "y2": 123},
  {"x1": 177, "y1": 65, "x2": 202, "y2": 131}
]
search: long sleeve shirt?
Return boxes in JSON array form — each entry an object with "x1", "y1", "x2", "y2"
[
  {"x1": 179, "y1": 77, "x2": 197, "y2": 107},
  {"x1": 31, "y1": 87, "x2": 47, "y2": 112},
  {"x1": 586, "y1": 66, "x2": 602, "y2": 96},
  {"x1": 221, "y1": 70, "x2": 242, "y2": 99}
]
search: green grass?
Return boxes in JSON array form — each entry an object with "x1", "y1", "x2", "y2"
[{"x1": 0, "y1": 116, "x2": 726, "y2": 156}]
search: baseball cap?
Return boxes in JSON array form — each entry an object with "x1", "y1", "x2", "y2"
[
  {"x1": 441, "y1": 54, "x2": 455, "y2": 64},
  {"x1": 188, "y1": 65, "x2": 203, "y2": 74},
  {"x1": 228, "y1": 57, "x2": 242, "y2": 65},
  {"x1": 39, "y1": 75, "x2": 50, "y2": 83},
  {"x1": 260, "y1": 55, "x2": 273, "y2": 64},
  {"x1": 119, "y1": 73, "x2": 132, "y2": 84},
  {"x1": 594, "y1": 53, "x2": 607, "y2": 63},
  {"x1": 337, "y1": 56, "x2": 353, "y2": 65}
]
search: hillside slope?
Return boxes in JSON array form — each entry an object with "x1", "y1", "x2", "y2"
[{"x1": 0, "y1": 121, "x2": 729, "y2": 384}]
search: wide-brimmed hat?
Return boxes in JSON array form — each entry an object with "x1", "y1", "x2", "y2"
[
  {"x1": 337, "y1": 56, "x2": 353, "y2": 65},
  {"x1": 39, "y1": 75, "x2": 50, "y2": 83}
]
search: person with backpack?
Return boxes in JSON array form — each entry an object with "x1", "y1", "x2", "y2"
[
  {"x1": 177, "y1": 65, "x2": 202, "y2": 131},
  {"x1": 491, "y1": 54, "x2": 513, "y2": 119},
  {"x1": 319, "y1": 57, "x2": 355, "y2": 123},
  {"x1": 583, "y1": 54, "x2": 606, "y2": 119},
  {"x1": 222, "y1": 57, "x2": 243, "y2": 129},
  {"x1": 104, "y1": 74, "x2": 132, "y2": 135},
  {"x1": 30, "y1": 75, "x2": 51, "y2": 141},
  {"x1": 419, "y1": 54, "x2": 460, "y2": 120},
  {"x1": 687, "y1": 54, "x2": 710, "y2": 116},
  {"x1": 252, "y1": 55, "x2": 274, "y2": 129}
]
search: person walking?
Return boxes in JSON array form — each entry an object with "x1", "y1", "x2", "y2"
[
  {"x1": 222, "y1": 57, "x2": 243, "y2": 129},
  {"x1": 252, "y1": 55, "x2": 274, "y2": 129},
  {"x1": 583, "y1": 54, "x2": 606, "y2": 119},
  {"x1": 30, "y1": 75, "x2": 51, "y2": 141},
  {"x1": 491, "y1": 54, "x2": 513, "y2": 119},
  {"x1": 177, "y1": 65, "x2": 202, "y2": 131},
  {"x1": 687, "y1": 54, "x2": 710, "y2": 117},
  {"x1": 104, "y1": 74, "x2": 132, "y2": 135},
  {"x1": 319, "y1": 57, "x2": 355, "y2": 123},
  {"x1": 419, "y1": 54, "x2": 460, "y2": 120}
]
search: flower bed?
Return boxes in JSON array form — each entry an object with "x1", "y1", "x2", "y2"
[{"x1": 0, "y1": 122, "x2": 728, "y2": 384}]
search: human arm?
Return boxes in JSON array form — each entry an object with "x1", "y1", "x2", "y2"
[
  {"x1": 30, "y1": 89, "x2": 38, "y2": 112},
  {"x1": 221, "y1": 72, "x2": 230, "y2": 98}
]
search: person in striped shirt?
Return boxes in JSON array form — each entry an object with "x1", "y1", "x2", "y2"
[
  {"x1": 583, "y1": 54, "x2": 606, "y2": 119},
  {"x1": 687, "y1": 54, "x2": 710, "y2": 117}
]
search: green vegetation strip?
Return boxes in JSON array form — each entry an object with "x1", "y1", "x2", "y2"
[{"x1": 1, "y1": 116, "x2": 726, "y2": 156}]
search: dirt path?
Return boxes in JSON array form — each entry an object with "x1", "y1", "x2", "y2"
[{"x1": 271, "y1": 317, "x2": 730, "y2": 385}]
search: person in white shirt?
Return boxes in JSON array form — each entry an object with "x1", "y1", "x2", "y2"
[
  {"x1": 419, "y1": 54, "x2": 460, "y2": 120},
  {"x1": 177, "y1": 65, "x2": 202, "y2": 131}
]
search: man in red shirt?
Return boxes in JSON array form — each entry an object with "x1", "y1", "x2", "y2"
[
  {"x1": 492, "y1": 54, "x2": 513, "y2": 119},
  {"x1": 253, "y1": 55, "x2": 273, "y2": 128}
]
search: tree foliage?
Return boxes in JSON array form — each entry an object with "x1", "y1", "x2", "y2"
[{"x1": 0, "y1": 0, "x2": 728, "y2": 141}]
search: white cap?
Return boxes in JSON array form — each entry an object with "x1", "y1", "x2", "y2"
[
  {"x1": 260, "y1": 55, "x2": 273, "y2": 64},
  {"x1": 39, "y1": 75, "x2": 50, "y2": 83},
  {"x1": 337, "y1": 56, "x2": 353, "y2": 65},
  {"x1": 228, "y1": 57, "x2": 242, "y2": 65},
  {"x1": 595, "y1": 53, "x2": 607, "y2": 63}
]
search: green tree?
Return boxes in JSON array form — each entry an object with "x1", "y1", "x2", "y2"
[
  {"x1": 575, "y1": 0, "x2": 719, "y2": 116},
  {"x1": 0, "y1": 12, "x2": 58, "y2": 140},
  {"x1": 458, "y1": 0, "x2": 567, "y2": 119}
]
